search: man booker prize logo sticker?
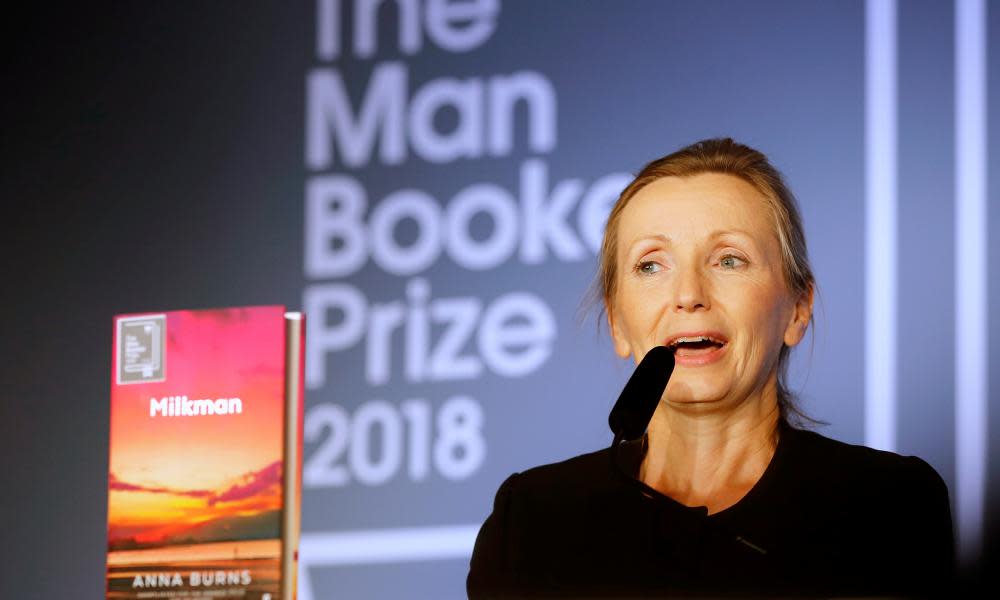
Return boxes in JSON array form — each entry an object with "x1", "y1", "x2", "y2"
[{"x1": 117, "y1": 315, "x2": 166, "y2": 384}]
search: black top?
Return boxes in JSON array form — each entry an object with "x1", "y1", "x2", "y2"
[{"x1": 467, "y1": 422, "x2": 954, "y2": 598}]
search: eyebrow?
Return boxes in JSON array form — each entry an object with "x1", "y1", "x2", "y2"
[{"x1": 627, "y1": 229, "x2": 755, "y2": 250}]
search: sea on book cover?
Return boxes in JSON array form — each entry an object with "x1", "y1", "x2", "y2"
[{"x1": 106, "y1": 306, "x2": 304, "y2": 600}]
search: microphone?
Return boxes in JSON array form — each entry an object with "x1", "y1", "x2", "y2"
[{"x1": 608, "y1": 345, "x2": 674, "y2": 445}]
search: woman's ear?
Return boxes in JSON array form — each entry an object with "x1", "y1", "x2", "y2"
[
  {"x1": 607, "y1": 307, "x2": 632, "y2": 358},
  {"x1": 783, "y1": 284, "x2": 814, "y2": 347}
]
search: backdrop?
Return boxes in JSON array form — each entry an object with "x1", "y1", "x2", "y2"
[{"x1": 3, "y1": 1, "x2": 999, "y2": 597}]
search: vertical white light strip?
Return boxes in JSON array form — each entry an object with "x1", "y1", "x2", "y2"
[
  {"x1": 864, "y1": 0, "x2": 898, "y2": 452},
  {"x1": 955, "y1": 0, "x2": 987, "y2": 568}
]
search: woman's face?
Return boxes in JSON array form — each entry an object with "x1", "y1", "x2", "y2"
[{"x1": 608, "y1": 173, "x2": 811, "y2": 410}]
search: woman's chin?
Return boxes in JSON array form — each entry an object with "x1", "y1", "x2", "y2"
[
  {"x1": 666, "y1": 397, "x2": 727, "y2": 412},
  {"x1": 663, "y1": 387, "x2": 731, "y2": 411}
]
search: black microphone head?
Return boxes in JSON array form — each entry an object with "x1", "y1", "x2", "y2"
[{"x1": 608, "y1": 346, "x2": 675, "y2": 441}]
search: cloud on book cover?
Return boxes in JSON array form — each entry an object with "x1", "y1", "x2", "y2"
[
  {"x1": 108, "y1": 473, "x2": 213, "y2": 498},
  {"x1": 109, "y1": 461, "x2": 281, "y2": 505},
  {"x1": 209, "y1": 460, "x2": 282, "y2": 506}
]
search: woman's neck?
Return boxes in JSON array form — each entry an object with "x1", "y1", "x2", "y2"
[{"x1": 639, "y1": 392, "x2": 781, "y2": 515}]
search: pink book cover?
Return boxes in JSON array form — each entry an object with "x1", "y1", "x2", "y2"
[{"x1": 106, "y1": 306, "x2": 304, "y2": 600}]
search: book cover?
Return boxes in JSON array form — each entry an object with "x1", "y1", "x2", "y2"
[{"x1": 106, "y1": 306, "x2": 304, "y2": 600}]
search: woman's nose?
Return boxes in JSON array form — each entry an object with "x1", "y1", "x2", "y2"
[{"x1": 672, "y1": 267, "x2": 709, "y2": 312}]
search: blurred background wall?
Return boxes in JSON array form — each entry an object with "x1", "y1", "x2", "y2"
[{"x1": 3, "y1": 1, "x2": 998, "y2": 597}]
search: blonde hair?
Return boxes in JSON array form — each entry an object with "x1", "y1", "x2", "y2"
[{"x1": 595, "y1": 138, "x2": 816, "y2": 423}]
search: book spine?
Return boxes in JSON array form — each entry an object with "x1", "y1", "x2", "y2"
[{"x1": 282, "y1": 312, "x2": 305, "y2": 600}]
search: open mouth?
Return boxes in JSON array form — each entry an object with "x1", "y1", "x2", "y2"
[{"x1": 665, "y1": 336, "x2": 727, "y2": 358}]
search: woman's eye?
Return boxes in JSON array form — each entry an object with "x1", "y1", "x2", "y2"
[
  {"x1": 637, "y1": 260, "x2": 662, "y2": 275},
  {"x1": 719, "y1": 254, "x2": 747, "y2": 269}
]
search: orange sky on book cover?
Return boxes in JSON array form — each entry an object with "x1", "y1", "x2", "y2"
[{"x1": 108, "y1": 307, "x2": 285, "y2": 547}]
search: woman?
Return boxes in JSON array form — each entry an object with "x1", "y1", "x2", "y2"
[{"x1": 467, "y1": 139, "x2": 954, "y2": 597}]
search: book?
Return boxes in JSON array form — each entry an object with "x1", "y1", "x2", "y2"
[{"x1": 106, "y1": 306, "x2": 304, "y2": 600}]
